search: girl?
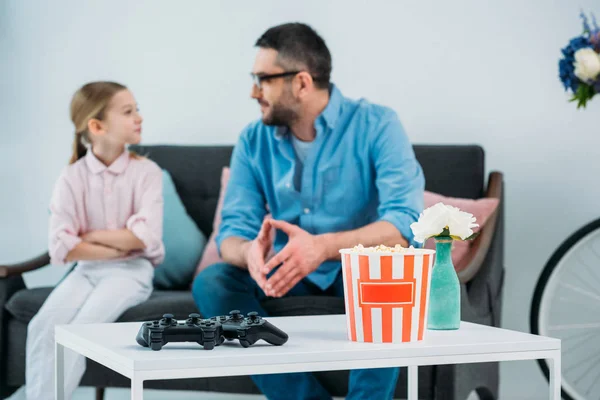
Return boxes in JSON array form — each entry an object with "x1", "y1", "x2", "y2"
[{"x1": 25, "y1": 81, "x2": 164, "y2": 400}]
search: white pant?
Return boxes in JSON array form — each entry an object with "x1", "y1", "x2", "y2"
[{"x1": 25, "y1": 258, "x2": 154, "y2": 400}]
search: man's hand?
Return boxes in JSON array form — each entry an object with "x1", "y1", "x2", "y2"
[
  {"x1": 262, "y1": 220, "x2": 326, "y2": 298},
  {"x1": 244, "y1": 219, "x2": 275, "y2": 290}
]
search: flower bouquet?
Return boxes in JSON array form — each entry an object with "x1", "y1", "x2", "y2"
[
  {"x1": 410, "y1": 202, "x2": 479, "y2": 244},
  {"x1": 410, "y1": 202, "x2": 479, "y2": 330},
  {"x1": 559, "y1": 11, "x2": 600, "y2": 108}
]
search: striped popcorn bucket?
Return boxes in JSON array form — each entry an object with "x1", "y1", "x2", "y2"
[{"x1": 339, "y1": 248, "x2": 435, "y2": 343}]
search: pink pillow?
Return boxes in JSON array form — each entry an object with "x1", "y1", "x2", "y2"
[
  {"x1": 194, "y1": 167, "x2": 275, "y2": 277},
  {"x1": 194, "y1": 167, "x2": 230, "y2": 276},
  {"x1": 422, "y1": 191, "x2": 499, "y2": 272}
]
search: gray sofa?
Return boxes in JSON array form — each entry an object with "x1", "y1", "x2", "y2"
[{"x1": 0, "y1": 144, "x2": 504, "y2": 400}]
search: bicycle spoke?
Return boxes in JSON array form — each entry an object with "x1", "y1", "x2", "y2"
[
  {"x1": 588, "y1": 239, "x2": 600, "y2": 260},
  {"x1": 564, "y1": 348, "x2": 600, "y2": 374},
  {"x1": 561, "y1": 333, "x2": 595, "y2": 344},
  {"x1": 563, "y1": 252, "x2": 600, "y2": 295},
  {"x1": 561, "y1": 330, "x2": 600, "y2": 355},
  {"x1": 561, "y1": 282, "x2": 600, "y2": 303},
  {"x1": 566, "y1": 262, "x2": 600, "y2": 299},
  {"x1": 577, "y1": 249, "x2": 600, "y2": 290},
  {"x1": 548, "y1": 323, "x2": 600, "y2": 331},
  {"x1": 583, "y1": 365, "x2": 600, "y2": 396},
  {"x1": 557, "y1": 296, "x2": 598, "y2": 309},
  {"x1": 569, "y1": 253, "x2": 600, "y2": 294},
  {"x1": 571, "y1": 350, "x2": 600, "y2": 386}
]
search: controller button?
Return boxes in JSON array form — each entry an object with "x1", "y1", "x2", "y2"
[{"x1": 188, "y1": 313, "x2": 201, "y2": 324}]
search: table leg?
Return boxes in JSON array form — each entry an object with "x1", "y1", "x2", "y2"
[
  {"x1": 408, "y1": 365, "x2": 418, "y2": 400},
  {"x1": 131, "y1": 375, "x2": 144, "y2": 400},
  {"x1": 55, "y1": 341, "x2": 65, "y2": 400},
  {"x1": 547, "y1": 351, "x2": 561, "y2": 400}
]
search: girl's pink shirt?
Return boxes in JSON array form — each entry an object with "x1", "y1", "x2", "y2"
[{"x1": 49, "y1": 150, "x2": 165, "y2": 266}]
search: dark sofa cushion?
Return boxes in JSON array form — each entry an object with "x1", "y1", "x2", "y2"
[
  {"x1": 4, "y1": 288, "x2": 50, "y2": 324},
  {"x1": 415, "y1": 145, "x2": 484, "y2": 199},
  {"x1": 5, "y1": 288, "x2": 199, "y2": 324},
  {"x1": 5, "y1": 288, "x2": 347, "y2": 324}
]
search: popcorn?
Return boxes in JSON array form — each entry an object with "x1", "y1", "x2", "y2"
[
  {"x1": 350, "y1": 244, "x2": 415, "y2": 253},
  {"x1": 340, "y1": 244, "x2": 434, "y2": 256}
]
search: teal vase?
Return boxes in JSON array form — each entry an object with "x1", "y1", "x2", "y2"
[{"x1": 427, "y1": 238, "x2": 460, "y2": 330}]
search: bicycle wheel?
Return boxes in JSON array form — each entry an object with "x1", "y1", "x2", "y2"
[{"x1": 531, "y1": 217, "x2": 600, "y2": 400}]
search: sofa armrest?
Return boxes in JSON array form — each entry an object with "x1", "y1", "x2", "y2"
[
  {"x1": 457, "y1": 171, "x2": 503, "y2": 284},
  {"x1": 0, "y1": 252, "x2": 50, "y2": 278},
  {"x1": 0, "y1": 268, "x2": 30, "y2": 396}
]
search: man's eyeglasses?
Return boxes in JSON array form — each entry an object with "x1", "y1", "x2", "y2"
[{"x1": 250, "y1": 71, "x2": 302, "y2": 89}]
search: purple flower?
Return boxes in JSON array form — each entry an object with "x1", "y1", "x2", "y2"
[
  {"x1": 589, "y1": 13, "x2": 600, "y2": 52},
  {"x1": 591, "y1": 32, "x2": 600, "y2": 52},
  {"x1": 581, "y1": 11, "x2": 591, "y2": 33}
]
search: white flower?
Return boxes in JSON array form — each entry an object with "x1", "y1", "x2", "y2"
[
  {"x1": 410, "y1": 203, "x2": 448, "y2": 243},
  {"x1": 410, "y1": 202, "x2": 479, "y2": 243},
  {"x1": 446, "y1": 205, "x2": 478, "y2": 240},
  {"x1": 573, "y1": 48, "x2": 600, "y2": 82}
]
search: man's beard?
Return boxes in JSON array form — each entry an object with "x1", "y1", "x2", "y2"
[
  {"x1": 261, "y1": 89, "x2": 300, "y2": 127},
  {"x1": 262, "y1": 102, "x2": 299, "y2": 126}
]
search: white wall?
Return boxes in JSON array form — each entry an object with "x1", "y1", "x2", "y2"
[{"x1": 2, "y1": 1, "x2": 599, "y2": 398}]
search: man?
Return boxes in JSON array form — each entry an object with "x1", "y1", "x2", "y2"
[{"x1": 192, "y1": 22, "x2": 425, "y2": 400}]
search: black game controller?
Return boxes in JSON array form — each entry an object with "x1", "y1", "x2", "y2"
[
  {"x1": 135, "y1": 313, "x2": 224, "y2": 351},
  {"x1": 135, "y1": 310, "x2": 288, "y2": 350},
  {"x1": 211, "y1": 310, "x2": 289, "y2": 348}
]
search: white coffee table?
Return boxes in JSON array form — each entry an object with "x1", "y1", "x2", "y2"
[{"x1": 55, "y1": 315, "x2": 561, "y2": 400}]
